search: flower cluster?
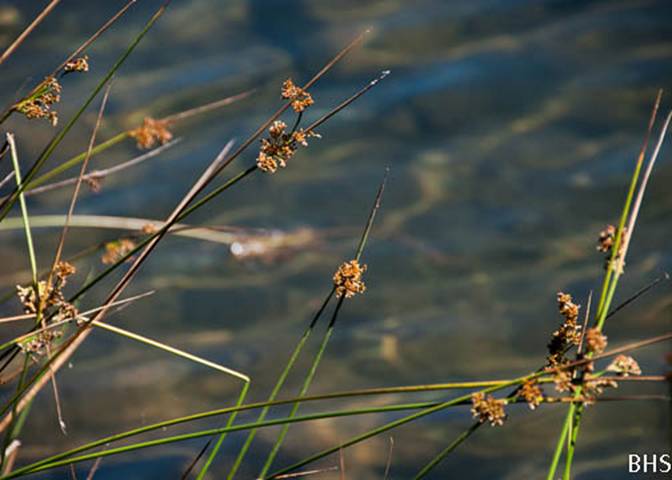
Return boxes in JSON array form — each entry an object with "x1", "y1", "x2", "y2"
[
  {"x1": 101, "y1": 238, "x2": 137, "y2": 265},
  {"x1": 281, "y1": 78, "x2": 314, "y2": 112},
  {"x1": 15, "y1": 262, "x2": 78, "y2": 356},
  {"x1": 256, "y1": 120, "x2": 319, "y2": 173},
  {"x1": 597, "y1": 224, "x2": 627, "y2": 273},
  {"x1": 582, "y1": 377, "x2": 618, "y2": 404},
  {"x1": 19, "y1": 329, "x2": 64, "y2": 356},
  {"x1": 471, "y1": 392, "x2": 507, "y2": 426},
  {"x1": 64, "y1": 55, "x2": 89, "y2": 73},
  {"x1": 607, "y1": 355, "x2": 642, "y2": 376},
  {"x1": 553, "y1": 369, "x2": 574, "y2": 394},
  {"x1": 547, "y1": 292, "x2": 582, "y2": 366},
  {"x1": 596, "y1": 225, "x2": 616, "y2": 253},
  {"x1": 15, "y1": 76, "x2": 62, "y2": 126},
  {"x1": 333, "y1": 259, "x2": 367, "y2": 298},
  {"x1": 584, "y1": 327, "x2": 607, "y2": 355},
  {"x1": 520, "y1": 380, "x2": 544, "y2": 410},
  {"x1": 15, "y1": 262, "x2": 76, "y2": 316},
  {"x1": 129, "y1": 117, "x2": 173, "y2": 149}
]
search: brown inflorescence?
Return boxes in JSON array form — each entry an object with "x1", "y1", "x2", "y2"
[
  {"x1": 547, "y1": 292, "x2": 582, "y2": 367},
  {"x1": 129, "y1": 117, "x2": 173, "y2": 149},
  {"x1": 333, "y1": 259, "x2": 367, "y2": 298},
  {"x1": 256, "y1": 120, "x2": 319, "y2": 173},
  {"x1": 597, "y1": 224, "x2": 628, "y2": 273},
  {"x1": 101, "y1": 238, "x2": 137, "y2": 265},
  {"x1": 141, "y1": 223, "x2": 159, "y2": 235},
  {"x1": 471, "y1": 392, "x2": 507, "y2": 426},
  {"x1": 520, "y1": 380, "x2": 544, "y2": 410},
  {"x1": 281, "y1": 78, "x2": 314, "y2": 113},
  {"x1": 19, "y1": 329, "x2": 64, "y2": 356},
  {"x1": 582, "y1": 377, "x2": 618, "y2": 405},
  {"x1": 584, "y1": 327, "x2": 608, "y2": 355},
  {"x1": 15, "y1": 76, "x2": 62, "y2": 126},
  {"x1": 15, "y1": 261, "x2": 79, "y2": 356},
  {"x1": 553, "y1": 369, "x2": 575, "y2": 394},
  {"x1": 607, "y1": 355, "x2": 642, "y2": 376},
  {"x1": 64, "y1": 55, "x2": 89, "y2": 73}
]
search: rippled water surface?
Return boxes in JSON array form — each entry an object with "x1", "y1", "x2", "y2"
[{"x1": 0, "y1": 0, "x2": 671, "y2": 478}]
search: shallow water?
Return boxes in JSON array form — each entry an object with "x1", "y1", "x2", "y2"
[{"x1": 0, "y1": 0, "x2": 671, "y2": 478}]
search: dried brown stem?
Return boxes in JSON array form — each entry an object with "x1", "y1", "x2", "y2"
[{"x1": 0, "y1": 0, "x2": 61, "y2": 67}]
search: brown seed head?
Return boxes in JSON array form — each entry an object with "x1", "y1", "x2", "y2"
[
  {"x1": 129, "y1": 117, "x2": 173, "y2": 149},
  {"x1": 281, "y1": 78, "x2": 314, "y2": 113},
  {"x1": 333, "y1": 259, "x2": 367, "y2": 298},
  {"x1": 607, "y1": 355, "x2": 642, "y2": 376},
  {"x1": 470, "y1": 392, "x2": 507, "y2": 426}
]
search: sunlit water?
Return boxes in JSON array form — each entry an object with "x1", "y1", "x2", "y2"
[{"x1": 0, "y1": 0, "x2": 671, "y2": 478}]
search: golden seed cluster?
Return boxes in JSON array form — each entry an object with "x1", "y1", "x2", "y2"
[{"x1": 333, "y1": 259, "x2": 367, "y2": 298}]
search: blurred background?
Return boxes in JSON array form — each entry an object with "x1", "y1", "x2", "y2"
[{"x1": 0, "y1": 0, "x2": 670, "y2": 478}]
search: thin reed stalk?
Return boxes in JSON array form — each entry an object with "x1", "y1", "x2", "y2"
[
  {"x1": 0, "y1": 0, "x2": 60, "y2": 67},
  {"x1": 226, "y1": 288, "x2": 335, "y2": 480}
]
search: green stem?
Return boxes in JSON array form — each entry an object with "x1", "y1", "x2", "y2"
[
  {"x1": 547, "y1": 408, "x2": 571, "y2": 480},
  {"x1": 265, "y1": 377, "x2": 528, "y2": 479},
  {"x1": 414, "y1": 422, "x2": 481, "y2": 479},
  {"x1": 3, "y1": 400, "x2": 448, "y2": 479},
  {"x1": 259, "y1": 298, "x2": 344, "y2": 477},
  {"x1": 563, "y1": 403, "x2": 583, "y2": 480},
  {"x1": 7, "y1": 134, "x2": 38, "y2": 285},
  {"x1": 226, "y1": 289, "x2": 334, "y2": 480},
  {"x1": 196, "y1": 381, "x2": 250, "y2": 480},
  {"x1": 23, "y1": 133, "x2": 129, "y2": 192}
]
